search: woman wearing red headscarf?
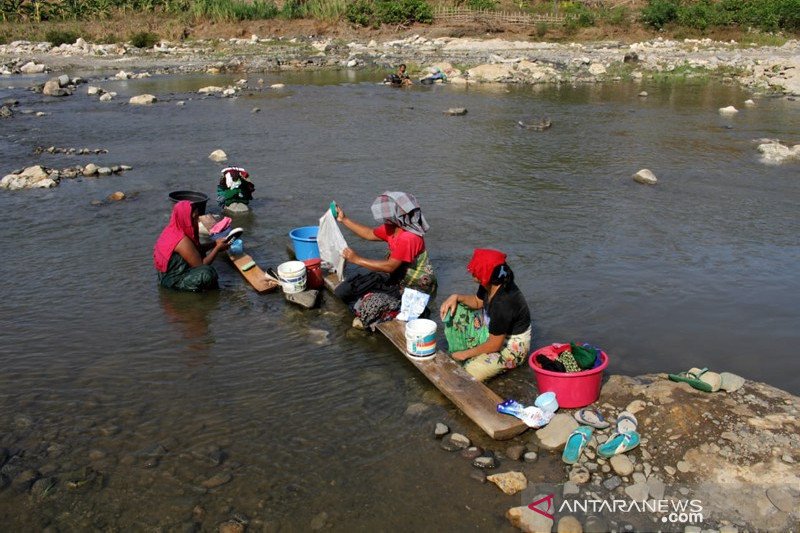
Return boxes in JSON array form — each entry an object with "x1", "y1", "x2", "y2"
[
  {"x1": 154, "y1": 200, "x2": 229, "y2": 291},
  {"x1": 439, "y1": 249, "x2": 532, "y2": 381}
]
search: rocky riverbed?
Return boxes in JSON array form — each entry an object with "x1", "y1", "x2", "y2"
[
  {"x1": 432, "y1": 373, "x2": 799, "y2": 533},
  {"x1": 1, "y1": 34, "x2": 799, "y2": 96}
]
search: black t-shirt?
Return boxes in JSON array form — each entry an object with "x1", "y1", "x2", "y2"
[{"x1": 477, "y1": 282, "x2": 531, "y2": 336}]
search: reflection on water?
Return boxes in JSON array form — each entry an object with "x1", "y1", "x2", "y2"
[
  {"x1": 159, "y1": 290, "x2": 221, "y2": 365},
  {"x1": 0, "y1": 70, "x2": 798, "y2": 529}
]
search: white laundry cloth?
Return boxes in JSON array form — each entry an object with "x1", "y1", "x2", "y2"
[
  {"x1": 317, "y1": 210, "x2": 347, "y2": 280},
  {"x1": 518, "y1": 406, "x2": 555, "y2": 429},
  {"x1": 396, "y1": 288, "x2": 430, "y2": 321}
]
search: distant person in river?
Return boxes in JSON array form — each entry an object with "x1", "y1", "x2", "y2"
[
  {"x1": 216, "y1": 166, "x2": 255, "y2": 209},
  {"x1": 385, "y1": 63, "x2": 412, "y2": 86},
  {"x1": 439, "y1": 249, "x2": 532, "y2": 381},
  {"x1": 154, "y1": 200, "x2": 229, "y2": 291},
  {"x1": 333, "y1": 191, "x2": 437, "y2": 328}
]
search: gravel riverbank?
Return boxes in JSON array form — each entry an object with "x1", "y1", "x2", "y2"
[{"x1": 1, "y1": 35, "x2": 799, "y2": 96}]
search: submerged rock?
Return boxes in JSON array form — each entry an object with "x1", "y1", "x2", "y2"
[
  {"x1": 487, "y1": 471, "x2": 527, "y2": 495},
  {"x1": 507, "y1": 504, "x2": 554, "y2": 533},
  {"x1": 633, "y1": 168, "x2": 658, "y2": 185},
  {"x1": 434, "y1": 422, "x2": 449, "y2": 439},
  {"x1": 444, "y1": 107, "x2": 467, "y2": 116},
  {"x1": 129, "y1": 94, "x2": 157, "y2": 105},
  {"x1": 209, "y1": 149, "x2": 228, "y2": 162},
  {"x1": 757, "y1": 141, "x2": 800, "y2": 165}
]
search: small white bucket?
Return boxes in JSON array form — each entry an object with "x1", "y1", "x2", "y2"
[
  {"x1": 277, "y1": 260, "x2": 307, "y2": 294},
  {"x1": 405, "y1": 318, "x2": 437, "y2": 358}
]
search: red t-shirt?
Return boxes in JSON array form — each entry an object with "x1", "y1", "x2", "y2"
[{"x1": 373, "y1": 224, "x2": 425, "y2": 263}]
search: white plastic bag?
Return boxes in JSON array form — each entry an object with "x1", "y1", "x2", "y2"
[
  {"x1": 317, "y1": 210, "x2": 347, "y2": 280},
  {"x1": 396, "y1": 288, "x2": 430, "y2": 321}
]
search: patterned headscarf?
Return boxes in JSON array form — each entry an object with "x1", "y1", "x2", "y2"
[
  {"x1": 153, "y1": 201, "x2": 198, "y2": 272},
  {"x1": 370, "y1": 191, "x2": 430, "y2": 236},
  {"x1": 467, "y1": 248, "x2": 508, "y2": 287}
]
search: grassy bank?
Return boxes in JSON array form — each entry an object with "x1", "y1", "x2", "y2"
[{"x1": 0, "y1": 0, "x2": 797, "y2": 46}]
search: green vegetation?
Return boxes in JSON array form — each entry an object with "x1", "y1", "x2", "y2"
[
  {"x1": 563, "y1": 2, "x2": 595, "y2": 31},
  {"x1": 305, "y1": 0, "x2": 349, "y2": 21},
  {"x1": 346, "y1": 0, "x2": 432, "y2": 27},
  {"x1": 188, "y1": 0, "x2": 278, "y2": 20},
  {"x1": 45, "y1": 29, "x2": 78, "y2": 46},
  {"x1": 641, "y1": 0, "x2": 800, "y2": 32},
  {"x1": 465, "y1": 0, "x2": 497, "y2": 11},
  {"x1": 129, "y1": 31, "x2": 159, "y2": 48},
  {"x1": 0, "y1": 0, "x2": 797, "y2": 36},
  {"x1": 599, "y1": 5, "x2": 630, "y2": 27}
]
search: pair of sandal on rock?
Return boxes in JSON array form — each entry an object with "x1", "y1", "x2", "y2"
[
  {"x1": 563, "y1": 409, "x2": 640, "y2": 464},
  {"x1": 668, "y1": 367, "x2": 722, "y2": 392},
  {"x1": 668, "y1": 367, "x2": 747, "y2": 393}
]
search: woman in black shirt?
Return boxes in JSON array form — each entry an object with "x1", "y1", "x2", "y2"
[{"x1": 439, "y1": 249, "x2": 532, "y2": 381}]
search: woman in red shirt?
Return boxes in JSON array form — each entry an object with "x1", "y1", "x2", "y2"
[{"x1": 334, "y1": 192, "x2": 437, "y2": 327}]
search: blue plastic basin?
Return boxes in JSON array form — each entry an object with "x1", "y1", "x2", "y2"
[{"x1": 289, "y1": 226, "x2": 320, "y2": 260}]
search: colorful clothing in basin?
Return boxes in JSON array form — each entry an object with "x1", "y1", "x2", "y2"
[{"x1": 217, "y1": 166, "x2": 254, "y2": 208}]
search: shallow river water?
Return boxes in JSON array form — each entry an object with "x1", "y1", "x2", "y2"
[{"x1": 0, "y1": 69, "x2": 798, "y2": 531}]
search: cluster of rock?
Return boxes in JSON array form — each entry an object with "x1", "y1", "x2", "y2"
[
  {"x1": 112, "y1": 70, "x2": 151, "y2": 80},
  {"x1": 3, "y1": 34, "x2": 798, "y2": 95},
  {"x1": 0, "y1": 39, "x2": 126, "y2": 60},
  {"x1": 198, "y1": 78, "x2": 248, "y2": 98},
  {"x1": 756, "y1": 139, "x2": 800, "y2": 165},
  {"x1": 33, "y1": 74, "x2": 86, "y2": 97},
  {"x1": 34, "y1": 146, "x2": 109, "y2": 155},
  {"x1": 435, "y1": 421, "x2": 538, "y2": 480},
  {"x1": 444, "y1": 372, "x2": 796, "y2": 533},
  {"x1": 1, "y1": 163, "x2": 132, "y2": 190}
]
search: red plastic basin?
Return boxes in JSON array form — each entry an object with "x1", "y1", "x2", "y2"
[{"x1": 528, "y1": 344, "x2": 609, "y2": 408}]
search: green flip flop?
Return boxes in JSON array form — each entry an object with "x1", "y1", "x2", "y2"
[
  {"x1": 598, "y1": 431, "x2": 640, "y2": 458},
  {"x1": 562, "y1": 426, "x2": 593, "y2": 465},
  {"x1": 668, "y1": 368, "x2": 713, "y2": 392}
]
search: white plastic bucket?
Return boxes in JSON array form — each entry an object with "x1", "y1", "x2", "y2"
[
  {"x1": 277, "y1": 260, "x2": 307, "y2": 294},
  {"x1": 405, "y1": 319, "x2": 437, "y2": 358}
]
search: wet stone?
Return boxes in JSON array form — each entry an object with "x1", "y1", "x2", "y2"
[
  {"x1": 470, "y1": 470, "x2": 487, "y2": 483},
  {"x1": 602, "y1": 476, "x2": 621, "y2": 491},
  {"x1": 209, "y1": 449, "x2": 226, "y2": 466},
  {"x1": 473, "y1": 454, "x2": 497, "y2": 469},
  {"x1": 12, "y1": 469, "x2": 39, "y2": 492},
  {"x1": 218, "y1": 520, "x2": 244, "y2": 533},
  {"x1": 523, "y1": 451, "x2": 538, "y2": 463},
  {"x1": 506, "y1": 444, "x2": 525, "y2": 461},
  {"x1": 31, "y1": 477, "x2": 56, "y2": 497},
  {"x1": 434, "y1": 422, "x2": 449, "y2": 439},
  {"x1": 440, "y1": 435, "x2": 463, "y2": 452},
  {"x1": 460, "y1": 446, "x2": 483, "y2": 460},
  {"x1": 450, "y1": 433, "x2": 470, "y2": 449},
  {"x1": 201, "y1": 472, "x2": 232, "y2": 489},
  {"x1": 569, "y1": 466, "x2": 590, "y2": 484},
  {"x1": 310, "y1": 511, "x2": 328, "y2": 530}
]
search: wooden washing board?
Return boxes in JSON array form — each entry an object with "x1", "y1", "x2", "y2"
[
  {"x1": 323, "y1": 273, "x2": 527, "y2": 440},
  {"x1": 199, "y1": 214, "x2": 279, "y2": 294}
]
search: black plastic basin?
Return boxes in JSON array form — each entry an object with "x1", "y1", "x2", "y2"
[{"x1": 168, "y1": 190, "x2": 209, "y2": 215}]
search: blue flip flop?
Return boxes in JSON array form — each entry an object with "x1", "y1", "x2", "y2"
[
  {"x1": 615, "y1": 411, "x2": 638, "y2": 434},
  {"x1": 598, "y1": 431, "x2": 640, "y2": 458},
  {"x1": 562, "y1": 426, "x2": 593, "y2": 464},
  {"x1": 573, "y1": 408, "x2": 610, "y2": 429}
]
